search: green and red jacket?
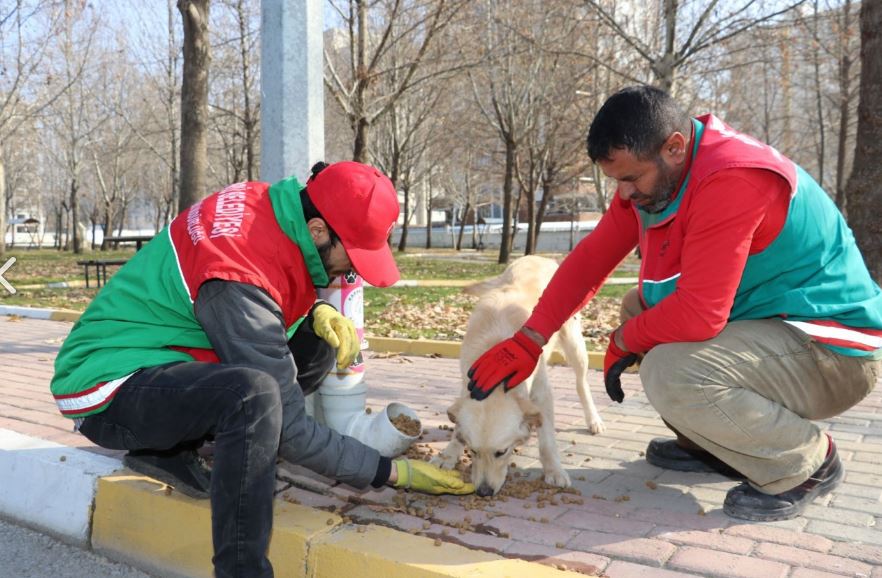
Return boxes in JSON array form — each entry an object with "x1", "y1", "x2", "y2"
[
  {"x1": 51, "y1": 177, "x2": 327, "y2": 419},
  {"x1": 526, "y1": 115, "x2": 882, "y2": 357}
]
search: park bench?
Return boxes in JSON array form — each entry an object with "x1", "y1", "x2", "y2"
[{"x1": 76, "y1": 259, "x2": 128, "y2": 288}]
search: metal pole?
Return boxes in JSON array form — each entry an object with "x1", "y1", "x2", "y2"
[{"x1": 260, "y1": 0, "x2": 324, "y2": 182}]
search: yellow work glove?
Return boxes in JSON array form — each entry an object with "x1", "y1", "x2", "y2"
[
  {"x1": 392, "y1": 459, "x2": 475, "y2": 495},
  {"x1": 311, "y1": 303, "x2": 359, "y2": 369}
]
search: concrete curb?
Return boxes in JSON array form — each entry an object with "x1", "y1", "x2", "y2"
[
  {"x1": 0, "y1": 429, "x2": 581, "y2": 577},
  {"x1": 0, "y1": 305, "x2": 82, "y2": 322},
  {"x1": 0, "y1": 429, "x2": 120, "y2": 546}
]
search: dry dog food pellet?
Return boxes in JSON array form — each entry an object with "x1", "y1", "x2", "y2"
[{"x1": 391, "y1": 414, "x2": 421, "y2": 436}]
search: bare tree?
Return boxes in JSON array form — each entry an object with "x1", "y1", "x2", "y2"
[
  {"x1": 210, "y1": 0, "x2": 260, "y2": 183},
  {"x1": 584, "y1": 0, "x2": 806, "y2": 92},
  {"x1": 0, "y1": 1, "x2": 68, "y2": 256},
  {"x1": 47, "y1": 1, "x2": 102, "y2": 254},
  {"x1": 324, "y1": 0, "x2": 465, "y2": 163},
  {"x1": 178, "y1": 0, "x2": 210, "y2": 211},
  {"x1": 844, "y1": 0, "x2": 882, "y2": 281},
  {"x1": 467, "y1": 0, "x2": 552, "y2": 263}
]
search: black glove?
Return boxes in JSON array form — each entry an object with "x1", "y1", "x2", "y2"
[{"x1": 603, "y1": 331, "x2": 638, "y2": 403}]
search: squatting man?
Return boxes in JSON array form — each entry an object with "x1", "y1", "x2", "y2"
[
  {"x1": 467, "y1": 85, "x2": 882, "y2": 522},
  {"x1": 51, "y1": 161, "x2": 474, "y2": 578}
]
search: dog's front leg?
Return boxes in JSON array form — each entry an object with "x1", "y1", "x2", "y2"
[
  {"x1": 537, "y1": 406, "x2": 571, "y2": 488},
  {"x1": 430, "y1": 427, "x2": 465, "y2": 470}
]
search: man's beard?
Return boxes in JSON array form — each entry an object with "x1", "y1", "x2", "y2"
[
  {"x1": 640, "y1": 159, "x2": 681, "y2": 214},
  {"x1": 316, "y1": 238, "x2": 336, "y2": 285}
]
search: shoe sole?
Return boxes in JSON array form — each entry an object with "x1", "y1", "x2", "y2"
[
  {"x1": 722, "y1": 464, "x2": 844, "y2": 522},
  {"x1": 123, "y1": 456, "x2": 210, "y2": 499}
]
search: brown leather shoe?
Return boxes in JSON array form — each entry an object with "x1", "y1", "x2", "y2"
[
  {"x1": 646, "y1": 438, "x2": 746, "y2": 480},
  {"x1": 723, "y1": 438, "x2": 843, "y2": 522}
]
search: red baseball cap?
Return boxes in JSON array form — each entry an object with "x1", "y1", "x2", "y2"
[{"x1": 306, "y1": 162, "x2": 401, "y2": 287}]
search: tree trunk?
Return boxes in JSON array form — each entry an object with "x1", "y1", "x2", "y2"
[
  {"x1": 845, "y1": 0, "x2": 882, "y2": 282},
  {"x1": 178, "y1": 0, "x2": 210, "y2": 212},
  {"x1": 812, "y1": 0, "x2": 826, "y2": 187},
  {"x1": 236, "y1": 0, "x2": 255, "y2": 180},
  {"x1": 353, "y1": 118, "x2": 370, "y2": 163},
  {"x1": 70, "y1": 177, "x2": 81, "y2": 254},
  {"x1": 835, "y1": 0, "x2": 854, "y2": 213},
  {"x1": 101, "y1": 198, "x2": 113, "y2": 251},
  {"x1": 524, "y1": 190, "x2": 536, "y2": 255},
  {"x1": 456, "y1": 204, "x2": 470, "y2": 251},
  {"x1": 425, "y1": 185, "x2": 432, "y2": 250},
  {"x1": 397, "y1": 184, "x2": 409, "y2": 252},
  {"x1": 498, "y1": 140, "x2": 515, "y2": 264},
  {"x1": 167, "y1": 0, "x2": 180, "y2": 216},
  {"x1": 0, "y1": 149, "x2": 6, "y2": 258}
]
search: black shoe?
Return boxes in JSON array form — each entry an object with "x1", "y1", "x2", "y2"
[
  {"x1": 723, "y1": 439, "x2": 843, "y2": 522},
  {"x1": 646, "y1": 438, "x2": 746, "y2": 480},
  {"x1": 124, "y1": 449, "x2": 212, "y2": 499}
]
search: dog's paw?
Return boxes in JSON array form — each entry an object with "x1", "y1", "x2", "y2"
[
  {"x1": 585, "y1": 418, "x2": 605, "y2": 435},
  {"x1": 544, "y1": 467, "x2": 571, "y2": 488},
  {"x1": 429, "y1": 453, "x2": 458, "y2": 470}
]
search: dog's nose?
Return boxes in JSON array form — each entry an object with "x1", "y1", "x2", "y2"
[{"x1": 476, "y1": 484, "x2": 495, "y2": 498}]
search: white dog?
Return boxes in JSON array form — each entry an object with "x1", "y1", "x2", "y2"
[{"x1": 432, "y1": 256, "x2": 604, "y2": 497}]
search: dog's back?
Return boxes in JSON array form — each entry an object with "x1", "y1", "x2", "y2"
[{"x1": 460, "y1": 256, "x2": 559, "y2": 374}]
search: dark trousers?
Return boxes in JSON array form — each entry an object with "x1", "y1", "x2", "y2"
[{"x1": 79, "y1": 326, "x2": 334, "y2": 578}]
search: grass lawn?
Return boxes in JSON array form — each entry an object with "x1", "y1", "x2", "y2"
[{"x1": 1, "y1": 248, "x2": 632, "y2": 347}]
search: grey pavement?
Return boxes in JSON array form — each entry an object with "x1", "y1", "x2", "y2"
[
  {"x1": 0, "y1": 518, "x2": 153, "y2": 578},
  {"x1": 3, "y1": 316, "x2": 882, "y2": 578}
]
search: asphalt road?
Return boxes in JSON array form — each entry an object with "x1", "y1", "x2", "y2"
[{"x1": 0, "y1": 518, "x2": 153, "y2": 578}]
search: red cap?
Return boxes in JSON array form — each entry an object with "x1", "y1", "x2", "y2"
[{"x1": 306, "y1": 162, "x2": 400, "y2": 287}]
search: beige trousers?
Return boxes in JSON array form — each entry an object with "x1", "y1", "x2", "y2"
[{"x1": 620, "y1": 288, "x2": 880, "y2": 494}]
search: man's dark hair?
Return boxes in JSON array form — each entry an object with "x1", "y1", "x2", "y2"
[
  {"x1": 587, "y1": 85, "x2": 692, "y2": 162},
  {"x1": 300, "y1": 161, "x2": 340, "y2": 243}
]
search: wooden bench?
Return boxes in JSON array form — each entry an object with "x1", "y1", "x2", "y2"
[{"x1": 76, "y1": 259, "x2": 128, "y2": 288}]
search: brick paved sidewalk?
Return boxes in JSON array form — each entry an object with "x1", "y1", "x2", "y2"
[{"x1": 2, "y1": 317, "x2": 881, "y2": 578}]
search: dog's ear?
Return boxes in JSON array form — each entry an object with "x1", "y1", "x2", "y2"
[
  {"x1": 447, "y1": 397, "x2": 464, "y2": 424},
  {"x1": 515, "y1": 396, "x2": 543, "y2": 430}
]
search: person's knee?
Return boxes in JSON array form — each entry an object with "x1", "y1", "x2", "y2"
[
  {"x1": 640, "y1": 345, "x2": 705, "y2": 421},
  {"x1": 216, "y1": 367, "x2": 283, "y2": 435},
  {"x1": 296, "y1": 341, "x2": 335, "y2": 395},
  {"x1": 619, "y1": 287, "x2": 645, "y2": 323}
]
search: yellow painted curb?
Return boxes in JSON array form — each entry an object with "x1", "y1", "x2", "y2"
[
  {"x1": 367, "y1": 336, "x2": 607, "y2": 370},
  {"x1": 309, "y1": 524, "x2": 580, "y2": 577},
  {"x1": 92, "y1": 474, "x2": 583, "y2": 578},
  {"x1": 48, "y1": 309, "x2": 82, "y2": 322}
]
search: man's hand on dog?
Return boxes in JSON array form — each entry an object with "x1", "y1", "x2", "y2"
[
  {"x1": 467, "y1": 329, "x2": 543, "y2": 400},
  {"x1": 603, "y1": 329, "x2": 638, "y2": 403}
]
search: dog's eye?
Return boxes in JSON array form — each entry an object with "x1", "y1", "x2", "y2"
[{"x1": 494, "y1": 449, "x2": 508, "y2": 458}]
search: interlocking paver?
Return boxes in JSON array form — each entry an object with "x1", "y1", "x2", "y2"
[
  {"x1": 605, "y1": 560, "x2": 704, "y2": 577},
  {"x1": 752, "y1": 542, "x2": 872, "y2": 576},
  {"x1": 647, "y1": 528, "x2": 754, "y2": 555},
  {"x1": 2, "y1": 316, "x2": 881, "y2": 578},
  {"x1": 667, "y1": 547, "x2": 790, "y2": 578}
]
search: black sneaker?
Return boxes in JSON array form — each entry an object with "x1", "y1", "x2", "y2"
[
  {"x1": 124, "y1": 449, "x2": 212, "y2": 499},
  {"x1": 646, "y1": 438, "x2": 746, "y2": 480},
  {"x1": 723, "y1": 438, "x2": 843, "y2": 522}
]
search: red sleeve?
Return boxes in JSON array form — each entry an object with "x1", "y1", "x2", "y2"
[
  {"x1": 621, "y1": 168, "x2": 790, "y2": 353},
  {"x1": 525, "y1": 194, "x2": 639, "y2": 340}
]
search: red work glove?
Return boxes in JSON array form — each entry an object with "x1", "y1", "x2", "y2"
[
  {"x1": 604, "y1": 330, "x2": 638, "y2": 403},
  {"x1": 467, "y1": 331, "x2": 543, "y2": 401}
]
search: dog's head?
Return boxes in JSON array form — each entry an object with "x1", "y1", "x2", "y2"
[{"x1": 447, "y1": 391, "x2": 542, "y2": 497}]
